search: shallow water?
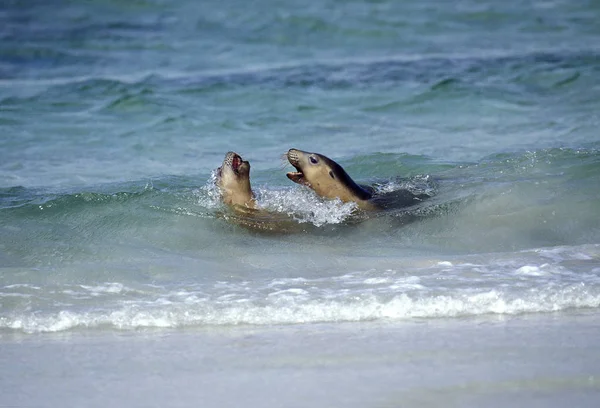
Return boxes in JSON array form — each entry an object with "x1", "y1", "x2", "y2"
[{"x1": 2, "y1": 145, "x2": 599, "y2": 332}]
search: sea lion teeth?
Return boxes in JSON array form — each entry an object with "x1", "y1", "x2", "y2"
[{"x1": 286, "y1": 171, "x2": 310, "y2": 187}]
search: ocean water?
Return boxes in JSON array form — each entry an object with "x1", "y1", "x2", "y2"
[{"x1": 1, "y1": 0, "x2": 600, "y2": 406}]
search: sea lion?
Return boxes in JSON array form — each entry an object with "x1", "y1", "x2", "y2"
[
  {"x1": 215, "y1": 151, "x2": 256, "y2": 210},
  {"x1": 286, "y1": 148, "x2": 429, "y2": 211},
  {"x1": 214, "y1": 152, "x2": 305, "y2": 233}
]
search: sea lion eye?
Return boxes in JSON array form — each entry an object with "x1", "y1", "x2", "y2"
[
  {"x1": 309, "y1": 156, "x2": 319, "y2": 164},
  {"x1": 329, "y1": 171, "x2": 335, "y2": 179}
]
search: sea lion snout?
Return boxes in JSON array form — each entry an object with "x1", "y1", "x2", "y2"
[
  {"x1": 215, "y1": 151, "x2": 255, "y2": 209},
  {"x1": 286, "y1": 149, "x2": 310, "y2": 186},
  {"x1": 287, "y1": 148, "x2": 302, "y2": 166},
  {"x1": 222, "y1": 151, "x2": 250, "y2": 176}
]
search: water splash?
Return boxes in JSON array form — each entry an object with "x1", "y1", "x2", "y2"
[
  {"x1": 196, "y1": 169, "x2": 222, "y2": 209},
  {"x1": 255, "y1": 187, "x2": 357, "y2": 226},
  {"x1": 373, "y1": 175, "x2": 437, "y2": 196}
]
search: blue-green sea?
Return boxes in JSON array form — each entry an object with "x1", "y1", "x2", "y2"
[{"x1": 1, "y1": 1, "x2": 600, "y2": 406}]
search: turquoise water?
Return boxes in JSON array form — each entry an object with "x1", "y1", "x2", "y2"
[{"x1": 1, "y1": 0, "x2": 600, "y2": 333}]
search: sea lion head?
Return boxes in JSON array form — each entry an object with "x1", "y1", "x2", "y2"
[
  {"x1": 216, "y1": 151, "x2": 255, "y2": 208},
  {"x1": 286, "y1": 148, "x2": 371, "y2": 203}
]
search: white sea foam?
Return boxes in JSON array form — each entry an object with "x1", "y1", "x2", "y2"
[
  {"x1": 3, "y1": 245, "x2": 599, "y2": 334},
  {"x1": 80, "y1": 283, "x2": 125, "y2": 294},
  {"x1": 374, "y1": 175, "x2": 436, "y2": 196},
  {"x1": 2, "y1": 275, "x2": 599, "y2": 333},
  {"x1": 515, "y1": 265, "x2": 548, "y2": 276},
  {"x1": 3, "y1": 285, "x2": 600, "y2": 333}
]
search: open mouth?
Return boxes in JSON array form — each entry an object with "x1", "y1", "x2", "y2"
[
  {"x1": 286, "y1": 164, "x2": 310, "y2": 187},
  {"x1": 217, "y1": 152, "x2": 246, "y2": 181},
  {"x1": 231, "y1": 154, "x2": 242, "y2": 173},
  {"x1": 286, "y1": 150, "x2": 310, "y2": 187}
]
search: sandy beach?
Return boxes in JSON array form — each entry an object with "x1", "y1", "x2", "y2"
[{"x1": 2, "y1": 311, "x2": 599, "y2": 408}]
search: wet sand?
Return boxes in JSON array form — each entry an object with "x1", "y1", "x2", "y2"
[{"x1": 2, "y1": 312, "x2": 599, "y2": 408}]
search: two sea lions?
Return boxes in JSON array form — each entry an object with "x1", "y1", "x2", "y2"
[{"x1": 214, "y1": 149, "x2": 429, "y2": 216}]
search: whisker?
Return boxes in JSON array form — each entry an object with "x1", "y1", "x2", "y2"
[{"x1": 276, "y1": 153, "x2": 290, "y2": 170}]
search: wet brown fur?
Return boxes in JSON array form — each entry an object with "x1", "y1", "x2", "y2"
[{"x1": 286, "y1": 148, "x2": 378, "y2": 210}]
